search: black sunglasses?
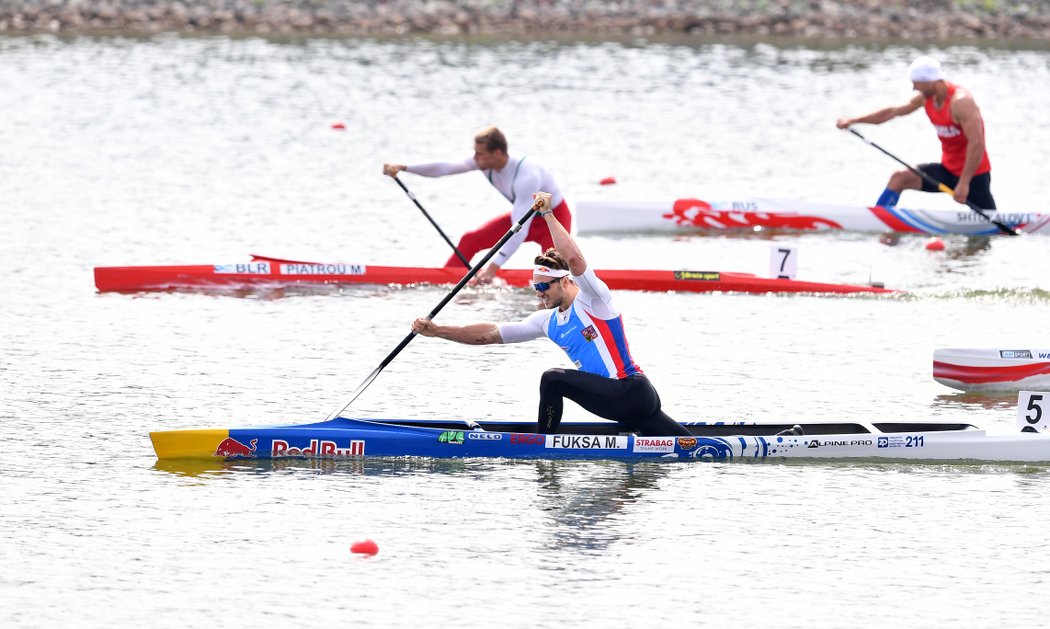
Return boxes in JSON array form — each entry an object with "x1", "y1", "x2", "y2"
[{"x1": 532, "y1": 278, "x2": 562, "y2": 292}]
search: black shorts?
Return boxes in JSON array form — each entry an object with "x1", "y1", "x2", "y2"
[{"x1": 917, "y1": 163, "x2": 996, "y2": 210}]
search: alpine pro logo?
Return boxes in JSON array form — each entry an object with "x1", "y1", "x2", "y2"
[{"x1": 807, "y1": 439, "x2": 874, "y2": 449}]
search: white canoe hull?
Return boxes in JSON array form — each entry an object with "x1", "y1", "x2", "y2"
[
  {"x1": 576, "y1": 197, "x2": 1050, "y2": 235},
  {"x1": 738, "y1": 428, "x2": 1050, "y2": 463},
  {"x1": 934, "y1": 348, "x2": 1050, "y2": 392}
]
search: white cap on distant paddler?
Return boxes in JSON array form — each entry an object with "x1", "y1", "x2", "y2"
[{"x1": 909, "y1": 56, "x2": 944, "y2": 83}]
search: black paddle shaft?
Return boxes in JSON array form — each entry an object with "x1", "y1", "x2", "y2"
[
  {"x1": 382, "y1": 199, "x2": 541, "y2": 366},
  {"x1": 328, "y1": 199, "x2": 544, "y2": 417},
  {"x1": 392, "y1": 175, "x2": 472, "y2": 266},
  {"x1": 847, "y1": 128, "x2": 1017, "y2": 236}
]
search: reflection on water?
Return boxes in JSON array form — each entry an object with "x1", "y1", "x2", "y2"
[
  {"x1": 766, "y1": 458, "x2": 1050, "y2": 474},
  {"x1": 151, "y1": 451, "x2": 1045, "y2": 481},
  {"x1": 878, "y1": 232, "x2": 901, "y2": 246},
  {"x1": 933, "y1": 390, "x2": 1022, "y2": 411},
  {"x1": 947, "y1": 235, "x2": 993, "y2": 259},
  {"x1": 151, "y1": 455, "x2": 489, "y2": 478},
  {"x1": 927, "y1": 287, "x2": 1050, "y2": 303},
  {"x1": 879, "y1": 232, "x2": 994, "y2": 260},
  {"x1": 532, "y1": 460, "x2": 672, "y2": 553}
]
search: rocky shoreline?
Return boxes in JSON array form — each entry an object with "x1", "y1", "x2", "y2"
[{"x1": 2, "y1": 1, "x2": 1050, "y2": 40}]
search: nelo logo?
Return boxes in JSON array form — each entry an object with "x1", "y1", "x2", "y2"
[{"x1": 467, "y1": 432, "x2": 502, "y2": 441}]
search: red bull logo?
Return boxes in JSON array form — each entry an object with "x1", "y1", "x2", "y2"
[
  {"x1": 215, "y1": 437, "x2": 258, "y2": 458},
  {"x1": 272, "y1": 439, "x2": 365, "y2": 458}
]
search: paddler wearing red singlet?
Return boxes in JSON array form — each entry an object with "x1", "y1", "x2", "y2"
[
  {"x1": 836, "y1": 56, "x2": 995, "y2": 211},
  {"x1": 383, "y1": 126, "x2": 573, "y2": 284}
]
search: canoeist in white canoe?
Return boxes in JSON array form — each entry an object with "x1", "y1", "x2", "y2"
[
  {"x1": 836, "y1": 56, "x2": 996, "y2": 212},
  {"x1": 383, "y1": 126, "x2": 572, "y2": 284},
  {"x1": 411, "y1": 191, "x2": 692, "y2": 438}
]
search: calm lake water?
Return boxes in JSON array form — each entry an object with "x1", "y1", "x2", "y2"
[{"x1": 2, "y1": 33, "x2": 1050, "y2": 627}]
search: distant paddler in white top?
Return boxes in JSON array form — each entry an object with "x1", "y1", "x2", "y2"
[
  {"x1": 383, "y1": 126, "x2": 573, "y2": 284},
  {"x1": 411, "y1": 191, "x2": 692, "y2": 438},
  {"x1": 836, "y1": 56, "x2": 995, "y2": 211}
]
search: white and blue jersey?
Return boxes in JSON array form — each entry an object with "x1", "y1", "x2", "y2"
[
  {"x1": 498, "y1": 267, "x2": 643, "y2": 379},
  {"x1": 405, "y1": 154, "x2": 566, "y2": 266}
]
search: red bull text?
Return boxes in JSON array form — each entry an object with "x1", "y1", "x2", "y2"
[{"x1": 272, "y1": 439, "x2": 365, "y2": 458}]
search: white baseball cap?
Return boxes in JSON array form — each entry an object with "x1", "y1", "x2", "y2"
[{"x1": 909, "y1": 56, "x2": 944, "y2": 82}]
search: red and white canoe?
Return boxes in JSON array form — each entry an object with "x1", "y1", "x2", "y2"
[
  {"x1": 576, "y1": 197, "x2": 1050, "y2": 235},
  {"x1": 93, "y1": 254, "x2": 894, "y2": 295},
  {"x1": 934, "y1": 348, "x2": 1050, "y2": 392}
]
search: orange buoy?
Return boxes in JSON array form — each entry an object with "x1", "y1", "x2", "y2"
[
  {"x1": 924, "y1": 237, "x2": 946, "y2": 251},
  {"x1": 350, "y1": 539, "x2": 379, "y2": 555}
]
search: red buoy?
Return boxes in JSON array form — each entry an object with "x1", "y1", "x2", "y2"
[
  {"x1": 599, "y1": 176, "x2": 617, "y2": 185},
  {"x1": 331, "y1": 122, "x2": 346, "y2": 130},
  {"x1": 350, "y1": 539, "x2": 379, "y2": 555},
  {"x1": 925, "y1": 237, "x2": 946, "y2": 251}
]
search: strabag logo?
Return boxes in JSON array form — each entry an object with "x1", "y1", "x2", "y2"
[
  {"x1": 545, "y1": 435, "x2": 628, "y2": 450},
  {"x1": 633, "y1": 437, "x2": 676, "y2": 453},
  {"x1": 807, "y1": 439, "x2": 874, "y2": 449},
  {"x1": 1000, "y1": 350, "x2": 1033, "y2": 359}
]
